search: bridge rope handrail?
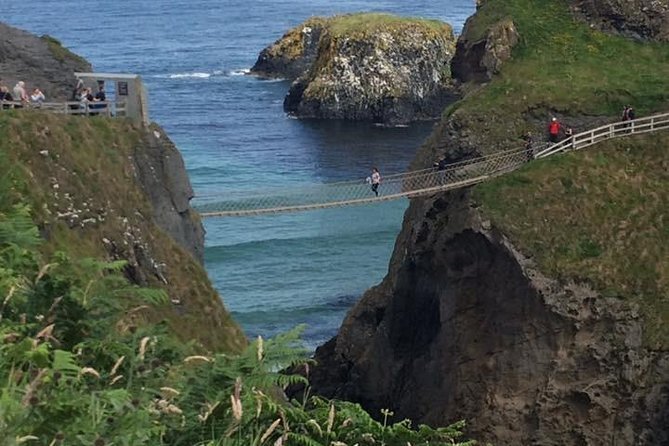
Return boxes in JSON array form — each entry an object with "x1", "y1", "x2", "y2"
[{"x1": 194, "y1": 111, "x2": 669, "y2": 217}]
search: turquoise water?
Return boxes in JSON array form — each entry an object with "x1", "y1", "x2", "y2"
[{"x1": 7, "y1": 0, "x2": 474, "y2": 349}]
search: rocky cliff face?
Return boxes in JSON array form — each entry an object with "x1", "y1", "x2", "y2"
[
  {"x1": 451, "y1": 17, "x2": 519, "y2": 83},
  {"x1": 572, "y1": 0, "x2": 669, "y2": 41},
  {"x1": 312, "y1": 180, "x2": 668, "y2": 444},
  {"x1": 250, "y1": 18, "x2": 327, "y2": 80},
  {"x1": 0, "y1": 23, "x2": 91, "y2": 100},
  {"x1": 1, "y1": 22, "x2": 245, "y2": 352},
  {"x1": 254, "y1": 14, "x2": 458, "y2": 125}
]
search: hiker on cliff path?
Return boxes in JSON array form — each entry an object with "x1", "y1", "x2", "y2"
[
  {"x1": 548, "y1": 117, "x2": 561, "y2": 143},
  {"x1": 370, "y1": 167, "x2": 381, "y2": 197},
  {"x1": 523, "y1": 131, "x2": 534, "y2": 161}
]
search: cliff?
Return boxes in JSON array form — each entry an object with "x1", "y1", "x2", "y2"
[
  {"x1": 0, "y1": 111, "x2": 246, "y2": 352},
  {"x1": 0, "y1": 23, "x2": 91, "y2": 100},
  {"x1": 310, "y1": 0, "x2": 669, "y2": 443},
  {"x1": 253, "y1": 14, "x2": 458, "y2": 125}
]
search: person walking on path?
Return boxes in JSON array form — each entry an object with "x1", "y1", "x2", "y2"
[
  {"x1": 548, "y1": 117, "x2": 561, "y2": 143},
  {"x1": 370, "y1": 167, "x2": 381, "y2": 197},
  {"x1": 523, "y1": 131, "x2": 534, "y2": 161}
]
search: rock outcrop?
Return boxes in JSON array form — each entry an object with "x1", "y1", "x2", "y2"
[
  {"x1": 308, "y1": 1, "x2": 669, "y2": 443},
  {"x1": 0, "y1": 23, "x2": 91, "y2": 100},
  {"x1": 451, "y1": 17, "x2": 519, "y2": 83},
  {"x1": 254, "y1": 14, "x2": 458, "y2": 125},
  {"x1": 251, "y1": 18, "x2": 327, "y2": 80},
  {"x1": 311, "y1": 173, "x2": 668, "y2": 444},
  {"x1": 572, "y1": 0, "x2": 669, "y2": 41}
]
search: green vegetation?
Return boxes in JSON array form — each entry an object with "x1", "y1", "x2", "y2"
[
  {"x1": 266, "y1": 13, "x2": 452, "y2": 61},
  {"x1": 474, "y1": 134, "x2": 669, "y2": 348},
  {"x1": 0, "y1": 125, "x2": 473, "y2": 444},
  {"x1": 443, "y1": 0, "x2": 669, "y2": 148},
  {"x1": 40, "y1": 35, "x2": 89, "y2": 66},
  {"x1": 0, "y1": 111, "x2": 245, "y2": 352},
  {"x1": 327, "y1": 13, "x2": 451, "y2": 38}
]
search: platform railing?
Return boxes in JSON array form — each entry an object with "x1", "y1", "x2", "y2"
[{"x1": 0, "y1": 100, "x2": 127, "y2": 117}]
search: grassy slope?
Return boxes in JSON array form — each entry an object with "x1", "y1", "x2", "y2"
[
  {"x1": 442, "y1": 0, "x2": 669, "y2": 148},
  {"x1": 0, "y1": 111, "x2": 245, "y2": 353},
  {"x1": 474, "y1": 135, "x2": 669, "y2": 348},
  {"x1": 456, "y1": 0, "x2": 669, "y2": 347}
]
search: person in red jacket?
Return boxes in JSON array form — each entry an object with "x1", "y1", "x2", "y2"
[{"x1": 548, "y1": 117, "x2": 561, "y2": 143}]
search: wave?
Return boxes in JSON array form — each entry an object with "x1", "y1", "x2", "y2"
[{"x1": 151, "y1": 68, "x2": 250, "y2": 79}]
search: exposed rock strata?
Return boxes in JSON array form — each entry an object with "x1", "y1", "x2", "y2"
[
  {"x1": 311, "y1": 187, "x2": 669, "y2": 444},
  {"x1": 572, "y1": 0, "x2": 669, "y2": 41},
  {"x1": 0, "y1": 23, "x2": 91, "y2": 100}
]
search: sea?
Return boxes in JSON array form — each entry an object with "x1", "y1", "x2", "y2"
[{"x1": 6, "y1": 0, "x2": 475, "y2": 350}]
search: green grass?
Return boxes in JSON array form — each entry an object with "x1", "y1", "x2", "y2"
[
  {"x1": 441, "y1": 0, "x2": 669, "y2": 150},
  {"x1": 327, "y1": 13, "x2": 452, "y2": 37},
  {"x1": 473, "y1": 134, "x2": 669, "y2": 348},
  {"x1": 0, "y1": 111, "x2": 245, "y2": 353}
]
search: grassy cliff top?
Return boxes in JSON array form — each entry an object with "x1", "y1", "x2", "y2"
[
  {"x1": 0, "y1": 111, "x2": 245, "y2": 353},
  {"x1": 326, "y1": 13, "x2": 452, "y2": 37},
  {"x1": 445, "y1": 0, "x2": 669, "y2": 147},
  {"x1": 266, "y1": 13, "x2": 452, "y2": 60},
  {"x1": 474, "y1": 133, "x2": 669, "y2": 348}
]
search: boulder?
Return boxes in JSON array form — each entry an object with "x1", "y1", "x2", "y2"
[{"x1": 451, "y1": 18, "x2": 519, "y2": 83}]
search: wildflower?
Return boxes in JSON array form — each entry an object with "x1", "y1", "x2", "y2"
[
  {"x1": 138, "y1": 337, "x2": 150, "y2": 361},
  {"x1": 260, "y1": 418, "x2": 281, "y2": 444},
  {"x1": 257, "y1": 335, "x2": 264, "y2": 361},
  {"x1": 110, "y1": 375, "x2": 124, "y2": 385},
  {"x1": 79, "y1": 367, "x2": 101, "y2": 379},
  {"x1": 197, "y1": 401, "x2": 219, "y2": 423},
  {"x1": 109, "y1": 355, "x2": 125, "y2": 376},
  {"x1": 183, "y1": 355, "x2": 211, "y2": 364},
  {"x1": 326, "y1": 404, "x2": 335, "y2": 434},
  {"x1": 230, "y1": 394, "x2": 243, "y2": 422},
  {"x1": 160, "y1": 387, "x2": 180, "y2": 399}
]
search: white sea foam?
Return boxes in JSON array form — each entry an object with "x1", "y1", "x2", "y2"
[
  {"x1": 169, "y1": 72, "x2": 211, "y2": 79},
  {"x1": 230, "y1": 68, "x2": 250, "y2": 76}
]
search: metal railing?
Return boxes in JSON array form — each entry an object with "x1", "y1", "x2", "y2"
[
  {"x1": 194, "y1": 111, "x2": 669, "y2": 217},
  {"x1": 0, "y1": 100, "x2": 127, "y2": 117}
]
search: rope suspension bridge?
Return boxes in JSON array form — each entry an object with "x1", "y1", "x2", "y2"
[{"x1": 193, "y1": 112, "x2": 669, "y2": 217}]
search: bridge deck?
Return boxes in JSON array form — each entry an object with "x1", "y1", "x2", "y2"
[{"x1": 194, "y1": 112, "x2": 669, "y2": 217}]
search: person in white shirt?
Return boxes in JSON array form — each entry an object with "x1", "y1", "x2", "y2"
[
  {"x1": 30, "y1": 88, "x2": 45, "y2": 106},
  {"x1": 370, "y1": 167, "x2": 381, "y2": 196}
]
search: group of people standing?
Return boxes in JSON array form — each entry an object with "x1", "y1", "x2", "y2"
[
  {"x1": 71, "y1": 79, "x2": 107, "y2": 110},
  {"x1": 0, "y1": 80, "x2": 46, "y2": 108}
]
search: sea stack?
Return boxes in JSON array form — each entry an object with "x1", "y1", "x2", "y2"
[{"x1": 252, "y1": 13, "x2": 458, "y2": 125}]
